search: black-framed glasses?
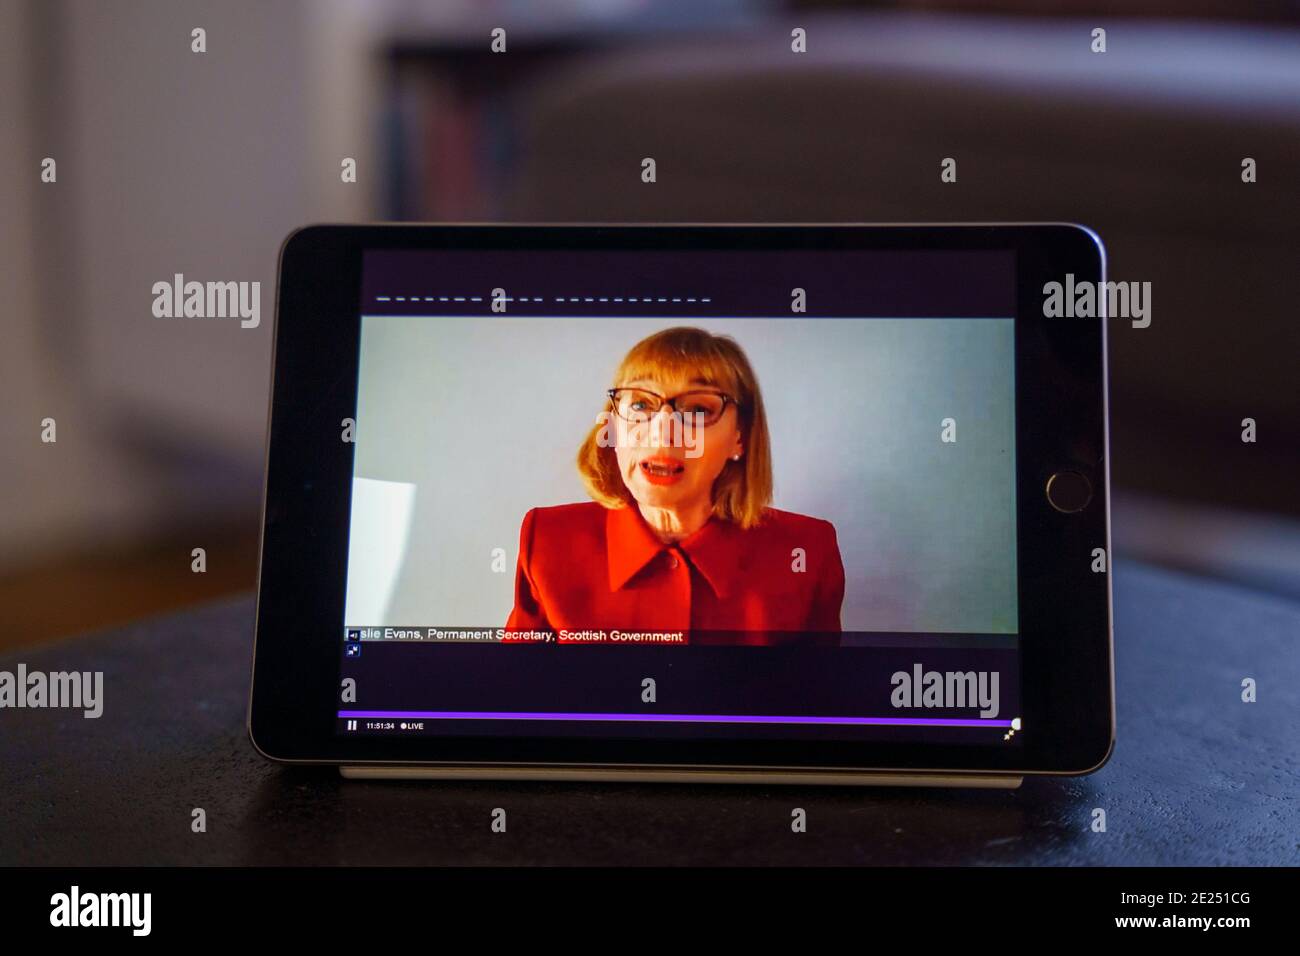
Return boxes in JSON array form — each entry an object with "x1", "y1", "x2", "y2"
[{"x1": 607, "y1": 388, "x2": 739, "y2": 427}]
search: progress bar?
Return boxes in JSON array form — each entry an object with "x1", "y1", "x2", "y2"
[{"x1": 338, "y1": 710, "x2": 1012, "y2": 728}]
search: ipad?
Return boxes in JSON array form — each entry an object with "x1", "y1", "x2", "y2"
[{"x1": 248, "y1": 224, "x2": 1114, "y2": 785}]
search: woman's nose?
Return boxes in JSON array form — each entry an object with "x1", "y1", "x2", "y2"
[{"x1": 648, "y1": 404, "x2": 679, "y2": 445}]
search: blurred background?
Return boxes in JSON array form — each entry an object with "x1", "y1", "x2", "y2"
[{"x1": 2, "y1": 0, "x2": 1298, "y2": 650}]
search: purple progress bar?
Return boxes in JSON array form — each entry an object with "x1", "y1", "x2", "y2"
[{"x1": 338, "y1": 710, "x2": 1011, "y2": 728}]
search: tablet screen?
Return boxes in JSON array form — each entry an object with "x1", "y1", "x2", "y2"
[{"x1": 336, "y1": 247, "x2": 1021, "y2": 746}]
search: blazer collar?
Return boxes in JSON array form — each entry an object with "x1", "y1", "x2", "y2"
[{"x1": 605, "y1": 504, "x2": 742, "y2": 599}]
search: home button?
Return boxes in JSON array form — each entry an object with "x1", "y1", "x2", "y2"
[{"x1": 1045, "y1": 471, "x2": 1093, "y2": 513}]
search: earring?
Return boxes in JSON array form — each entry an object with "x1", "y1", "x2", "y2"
[{"x1": 731, "y1": 453, "x2": 741, "y2": 461}]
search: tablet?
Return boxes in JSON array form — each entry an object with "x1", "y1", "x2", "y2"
[{"x1": 248, "y1": 224, "x2": 1114, "y2": 786}]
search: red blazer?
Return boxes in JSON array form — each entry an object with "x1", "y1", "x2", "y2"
[{"x1": 506, "y1": 501, "x2": 845, "y2": 646}]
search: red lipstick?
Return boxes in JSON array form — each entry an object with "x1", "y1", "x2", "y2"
[{"x1": 638, "y1": 455, "x2": 686, "y2": 486}]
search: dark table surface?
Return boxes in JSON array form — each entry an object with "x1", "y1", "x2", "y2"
[{"x1": 2, "y1": 559, "x2": 1296, "y2": 866}]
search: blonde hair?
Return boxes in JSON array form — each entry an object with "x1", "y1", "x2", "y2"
[{"x1": 577, "y1": 327, "x2": 773, "y2": 529}]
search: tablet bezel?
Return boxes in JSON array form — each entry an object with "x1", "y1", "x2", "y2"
[{"x1": 248, "y1": 223, "x2": 1114, "y2": 776}]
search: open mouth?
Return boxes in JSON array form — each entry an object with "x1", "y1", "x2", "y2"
[{"x1": 639, "y1": 457, "x2": 685, "y2": 484}]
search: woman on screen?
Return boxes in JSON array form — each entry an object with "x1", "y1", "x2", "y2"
[{"x1": 506, "y1": 326, "x2": 845, "y2": 646}]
